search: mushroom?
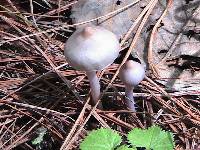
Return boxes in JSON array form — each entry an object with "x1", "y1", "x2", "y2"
[
  {"x1": 64, "y1": 26, "x2": 120, "y2": 108},
  {"x1": 119, "y1": 60, "x2": 145, "y2": 111}
]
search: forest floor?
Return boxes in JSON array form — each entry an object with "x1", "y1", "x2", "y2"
[{"x1": 0, "y1": 0, "x2": 200, "y2": 149}]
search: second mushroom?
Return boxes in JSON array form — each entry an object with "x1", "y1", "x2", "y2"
[{"x1": 119, "y1": 60, "x2": 145, "y2": 111}]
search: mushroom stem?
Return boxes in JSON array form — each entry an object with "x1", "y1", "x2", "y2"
[
  {"x1": 86, "y1": 71, "x2": 102, "y2": 109},
  {"x1": 125, "y1": 85, "x2": 136, "y2": 111}
]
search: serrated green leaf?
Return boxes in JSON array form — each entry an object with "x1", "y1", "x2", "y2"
[
  {"x1": 127, "y1": 126, "x2": 174, "y2": 150},
  {"x1": 116, "y1": 145, "x2": 137, "y2": 150},
  {"x1": 80, "y1": 128, "x2": 122, "y2": 150}
]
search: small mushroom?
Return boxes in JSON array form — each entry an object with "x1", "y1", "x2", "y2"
[
  {"x1": 64, "y1": 26, "x2": 120, "y2": 108},
  {"x1": 119, "y1": 60, "x2": 145, "y2": 111}
]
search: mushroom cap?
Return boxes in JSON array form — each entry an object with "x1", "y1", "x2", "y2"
[
  {"x1": 64, "y1": 26, "x2": 120, "y2": 71},
  {"x1": 119, "y1": 60, "x2": 145, "y2": 87}
]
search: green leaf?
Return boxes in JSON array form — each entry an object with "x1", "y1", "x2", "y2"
[
  {"x1": 80, "y1": 128, "x2": 122, "y2": 150},
  {"x1": 31, "y1": 127, "x2": 47, "y2": 145},
  {"x1": 116, "y1": 145, "x2": 137, "y2": 150},
  {"x1": 127, "y1": 126, "x2": 175, "y2": 150},
  {"x1": 159, "y1": 0, "x2": 167, "y2": 7}
]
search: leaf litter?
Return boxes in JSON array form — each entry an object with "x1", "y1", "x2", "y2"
[{"x1": 0, "y1": 0, "x2": 199, "y2": 149}]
